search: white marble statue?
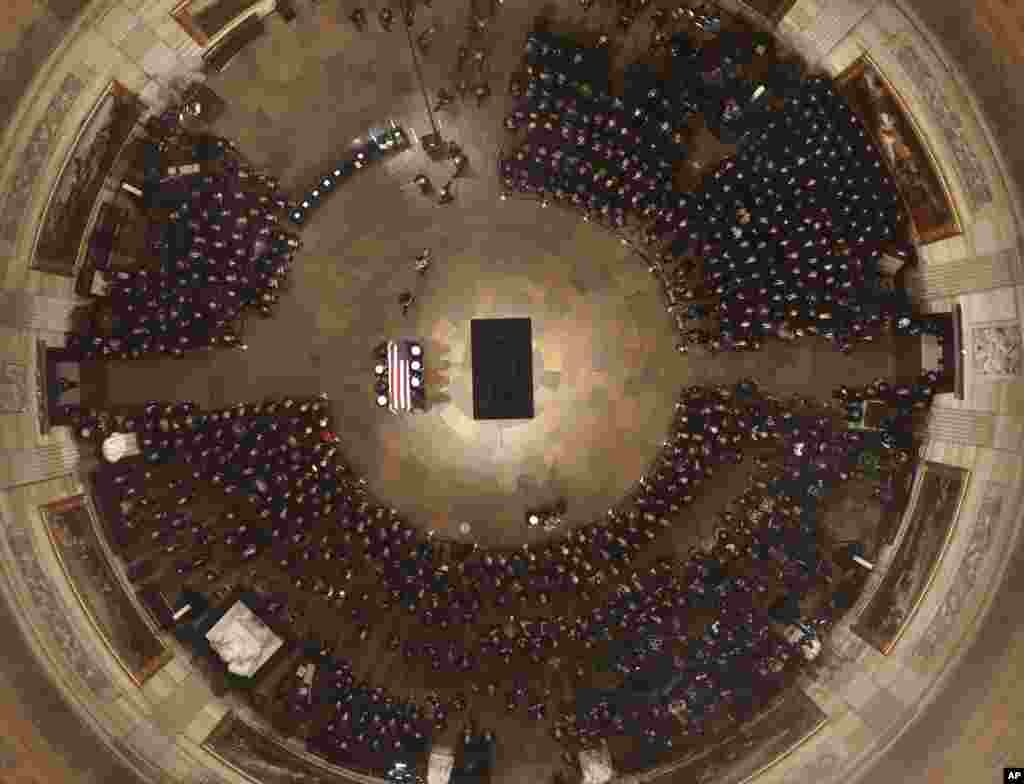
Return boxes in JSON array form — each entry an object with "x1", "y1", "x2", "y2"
[{"x1": 205, "y1": 601, "x2": 283, "y2": 677}]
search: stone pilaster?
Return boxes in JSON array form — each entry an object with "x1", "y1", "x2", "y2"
[
  {"x1": 917, "y1": 408, "x2": 997, "y2": 447},
  {"x1": 0, "y1": 290, "x2": 82, "y2": 333},
  {"x1": 779, "y1": 0, "x2": 884, "y2": 64},
  {"x1": 0, "y1": 439, "x2": 87, "y2": 489},
  {"x1": 907, "y1": 248, "x2": 1019, "y2": 301}
]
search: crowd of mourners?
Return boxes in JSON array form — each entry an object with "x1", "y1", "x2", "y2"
[
  {"x1": 501, "y1": 30, "x2": 930, "y2": 359},
  {"x1": 56, "y1": 11, "x2": 955, "y2": 780},
  {"x1": 74, "y1": 360, "x2": 934, "y2": 775},
  {"x1": 74, "y1": 379, "x2": 817, "y2": 623},
  {"x1": 67, "y1": 132, "x2": 301, "y2": 361}
]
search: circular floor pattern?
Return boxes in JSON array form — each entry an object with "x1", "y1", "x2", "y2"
[
  {"x1": 102, "y1": 160, "x2": 690, "y2": 546},
  {"x1": 97, "y1": 0, "x2": 907, "y2": 550}
]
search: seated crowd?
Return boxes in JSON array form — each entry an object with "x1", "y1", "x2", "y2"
[
  {"x1": 61, "y1": 21, "x2": 947, "y2": 780},
  {"x1": 68, "y1": 130, "x2": 301, "y2": 361},
  {"x1": 501, "y1": 31, "x2": 928, "y2": 356},
  {"x1": 74, "y1": 365, "x2": 932, "y2": 775}
]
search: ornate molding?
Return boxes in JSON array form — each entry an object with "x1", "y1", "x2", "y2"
[
  {"x1": 919, "y1": 408, "x2": 998, "y2": 447},
  {"x1": 792, "y1": 750, "x2": 842, "y2": 783},
  {"x1": 909, "y1": 246, "x2": 1018, "y2": 300},
  {"x1": 1, "y1": 507, "x2": 113, "y2": 695},
  {"x1": 891, "y1": 44, "x2": 994, "y2": 212},
  {"x1": 0, "y1": 440, "x2": 84, "y2": 490},
  {"x1": 0, "y1": 361, "x2": 29, "y2": 414},
  {"x1": 0, "y1": 290, "x2": 82, "y2": 332},
  {"x1": 785, "y1": 0, "x2": 882, "y2": 63},
  {"x1": 0, "y1": 69, "x2": 93, "y2": 244},
  {"x1": 971, "y1": 321, "x2": 1023, "y2": 378},
  {"x1": 912, "y1": 481, "x2": 1006, "y2": 663}
]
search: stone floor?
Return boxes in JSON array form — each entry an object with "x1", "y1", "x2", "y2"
[{"x1": 98, "y1": 0, "x2": 913, "y2": 550}]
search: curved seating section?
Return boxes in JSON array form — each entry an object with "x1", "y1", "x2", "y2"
[
  {"x1": 501, "y1": 33, "x2": 919, "y2": 358},
  {"x1": 288, "y1": 123, "x2": 411, "y2": 226},
  {"x1": 63, "y1": 119, "x2": 301, "y2": 360},
  {"x1": 0, "y1": 2, "x2": 1021, "y2": 784},
  {"x1": 66, "y1": 373, "x2": 935, "y2": 779}
]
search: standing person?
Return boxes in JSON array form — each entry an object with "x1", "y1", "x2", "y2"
[
  {"x1": 433, "y1": 88, "x2": 455, "y2": 112},
  {"x1": 349, "y1": 7, "x2": 367, "y2": 30},
  {"x1": 438, "y1": 181, "x2": 455, "y2": 205},
  {"x1": 417, "y1": 25, "x2": 436, "y2": 54},
  {"x1": 414, "y1": 249, "x2": 432, "y2": 273},
  {"x1": 378, "y1": 7, "x2": 394, "y2": 29},
  {"x1": 398, "y1": 291, "x2": 415, "y2": 316}
]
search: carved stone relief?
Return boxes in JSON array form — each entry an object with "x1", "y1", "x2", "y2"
[
  {"x1": 912, "y1": 482, "x2": 1005, "y2": 663},
  {"x1": 0, "y1": 69, "x2": 93, "y2": 244},
  {"x1": 1, "y1": 508, "x2": 113, "y2": 694},
  {"x1": 0, "y1": 362, "x2": 28, "y2": 413},
  {"x1": 971, "y1": 322, "x2": 1023, "y2": 377},
  {"x1": 892, "y1": 45, "x2": 994, "y2": 212}
]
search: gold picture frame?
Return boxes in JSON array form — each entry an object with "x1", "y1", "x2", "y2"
[
  {"x1": 40, "y1": 494, "x2": 172, "y2": 686},
  {"x1": 834, "y1": 54, "x2": 962, "y2": 246},
  {"x1": 852, "y1": 462, "x2": 970, "y2": 655}
]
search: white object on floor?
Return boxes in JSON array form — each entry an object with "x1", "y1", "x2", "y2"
[
  {"x1": 853, "y1": 555, "x2": 875, "y2": 571},
  {"x1": 580, "y1": 742, "x2": 614, "y2": 784},
  {"x1": 427, "y1": 745, "x2": 455, "y2": 784},
  {"x1": 102, "y1": 432, "x2": 140, "y2": 463},
  {"x1": 205, "y1": 601, "x2": 283, "y2": 677}
]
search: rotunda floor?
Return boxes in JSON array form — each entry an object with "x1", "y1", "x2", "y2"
[
  {"x1": 82, "y1": 2, "x2": 937, "y2": 781},
  {"x1": 96, "y1": 0, "x2": 914, "y2": 548}
]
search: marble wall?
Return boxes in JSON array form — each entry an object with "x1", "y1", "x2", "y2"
[
  {"x1": 0, "y1": 289, "x2": 83, "y2": 332},
  {"x1": 0, "y1": 70, "x2": 92, "y2": 246},
  {"x1": 851, "y1": 462, "x2": 969, "y2": 654},
  {"x1": 0, "y1": 360, "x2": 29, "y2": 413},
  {"x1": 41, "y1": 494, "x2": 171, "y2": 683},
  {"x1": 0, "y1": 485, "x2": 113, "y2": 696},
  {"x1": 911, "y1": 480, "x2": 1008, "y2": 663}
]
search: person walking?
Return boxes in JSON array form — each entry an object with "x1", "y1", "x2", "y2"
[
  {"x1": 417, "y1": 25, "x2": 436, "y2": 54},
  {"x1": 349, "y1": 7, "x2": 367, "y2": 31},
  {"x1": 474, "y1": 82, "x2": 491, "y2": 107},
  {"x1": 398, "y1": 291, "x2": 415, "y2": 316},
  {"x1": 414, "y1": 249, "x2": 432, "y2": 273},
  {"x1": 433, "y1": 88, "x2": 455, "y2": 112}
]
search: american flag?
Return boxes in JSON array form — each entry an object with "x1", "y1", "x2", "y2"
[{"x1": 388, "y1": 341, "x2": 412, "y2": 412}]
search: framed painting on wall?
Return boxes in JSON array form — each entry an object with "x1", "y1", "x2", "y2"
[
  {"x1": 171, "y1": 0, "x2": 275, "y2": 45},
  {"x1": 834, "y1": 54, "x2": 961, "y2": 246},
  {"x1": 851, "y1": 462, "x2": 969, "y2": 655},
  {"x1": 204, "y1": 711, "x2": 372, "y2": 784},
  {"x1": 40, "y1": 494, "x2": 171, "y2": 685},
  {"x1": 741, "y1": 0, "x2": 800, "y2": 25},
  {"x1": 31, "y1": 81, "x2": 145, "y2": 277}
]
